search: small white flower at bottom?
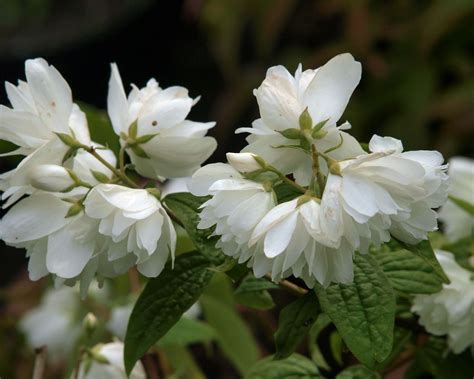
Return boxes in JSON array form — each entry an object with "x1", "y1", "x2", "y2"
[{"x1": 412, "y1": 250, "x2": 474, "y2": 354}]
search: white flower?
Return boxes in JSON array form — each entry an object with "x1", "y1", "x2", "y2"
[
  {"x1": 0, "y1": 58, "x2": 93, "y2": 206},
  {"x1": 74, "y1": 342, "x2": 146, "y2": 379},
  {"x1": 439, "y1": 157, "x2": 474, "y2": 242},
  {"x1": 107, "y1": 303, "x2": 134, "y2": 341},
  {"x1": 83, "y1": 184, "x2": 176, "y2": 277},
  {"x1": 226, "y1": 152, "x2": 262, "y2": 173},
  {"x1": 324, "y1": 135, "x2": 449, "y2": 246},
  {"x1": 248, "y1": 197, "x2": 356, "y2": 287},
  {"x1": 412, "y1": 250, "x2": 474, "y2": 354},
  {"x1": 107, "y1": 64, "x2": 217, "y2": 179},
  {"x1": 189, "y1": 163, "x2": 275, "y2": 263},
  {"x1": 107, "y1": 301, "x2": 201, "y2": 341},
  {"x1": 20, "y1": 287, "x2": 83, "y2": 362},
  {"x1": 0, "y1": 148, "x2": 119, "y2": 296},
  {"x1": 0, "y1": 58, "x2": 89, "y2": 155},
  {"x1": 29, "y1": 164, "x2": 76, "y2": 192},
  {"x1": 236, "y1": 53, "x2": 366, "y2": 185}
]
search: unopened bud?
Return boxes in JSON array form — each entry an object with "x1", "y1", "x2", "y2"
[
  {"x1": 299, "y1": 107, "x2": 312, "y2": 131},
  {"x1": 226, "y1": 152, "x2": 263, "y2": 173},
  {"x1": 83, "y1": 312, "x2": 98, "y2": 335},
  {"x1": 55, "y1": 132, "x2": 82, "y2": 148},
  {"x1": 30, "y1": 165, "x2": 76, "y2": 192}
]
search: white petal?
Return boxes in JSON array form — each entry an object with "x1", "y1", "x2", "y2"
[
  {"x1": 0, "y1": 106, "x2": 51, "y2": 148},
  {"x1": 369, "y1": 135, "x2": 403, "y2": 154},
  {"x1": 189, "y1": 163, "x2": 242, "y2": 196},
  {"x1": 107, "y1": 63, "x2": 131, "y2": 135},
  {"x1": 136, "y1": 136, "x2": 217, "y2": 179},
  {"x1": 304, "y1": 53, "x2": 361, "y2": 126},
  {"x1": 46, "y1": 216, "x2": 95, "y2": 278},
  {"x1": 255, "y1": 65, "x2": 301, "y2": 131},
  {"x1": 25, "y1": 58, "x2": 73, "y2": 133},
  {"x1": 264, "y1": 210, "x2": 298, "y2": 258},
  {"x1": 0, "y1": 194, "x2": 71, "y2": 243}
]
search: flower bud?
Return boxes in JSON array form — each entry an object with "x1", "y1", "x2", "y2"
[
  {"x1": 83, "y1": 312, "x2": 98, "y2": 335},
  {"x1": 226, "y1": 152, "x2": 263, "y2": 173},
  {"x1": 30, "y1": 165, "x2": 76, "y2": 192}
]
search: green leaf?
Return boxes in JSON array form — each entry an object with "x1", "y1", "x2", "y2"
[
  {"x1": 124, "y1": 252, "x2": 213, "y2": 375},
  {"x1": 160, "y1": 345, "x2": 206, "y2": 379},
  {"x1": 274, "y1": 292, "x2": 319, "y2": 359},
  {"x1": 200, "y1": 274, "x2": 259, "y2": 375},
  {"x1": 406, "y1": 337, "x2": 474, "y2": 379},
  {"x1": 315, "y1": 253, "x2": 396, "y2": 368},
  {"x1": 373, "y1": 247, "x2": 443, "y2": 294},
  {"x1": 273, "y1": 182, "x2": 303, "y2": 203},
  {"x1": 157, "y1": 317, "x2": 216, "y2": 347},
  {"x1": 308, "y1": 314, "x2": 332, "y2": 371},
  {"x1": 449, "y1": 195, "x2": 474, "y2": 216},
  {"x1": 376, "y1": 328, "x2": 412, "y2": 370},
  {"x1": 395, "y1": 239, "x2": 450, "y2": 284},
  {"x1": 246, "y1": 354, "x2": 321, "y2": 379},
  {"x1": 442, "y1": 236, "x2": 474, "y2": 272},
  {"x1": 235, "y1": 275, "x2": 279, "y2": 292},
  {"x1": 336, "y1": 365, "x2": 380, "y2": 379},
  {"x1": 163, "y1": 192, "x2": 226, "y2": 265},
  {"x1": 234, "y1": 275, "x2": 278, "y2": 310}
]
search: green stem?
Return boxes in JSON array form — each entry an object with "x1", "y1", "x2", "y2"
[
  {"x1": 267, "y1": 166, "x2": 306, "y2": 193},
  {"x1": 119, "y1": 145, "x2": 126, "y2": 174},
  {"x1": 311, "y1": 145, "x2": 326, "y2": 194},
  {"x1": 80, "y1": 144, "x2": 139, "y2": 188}
]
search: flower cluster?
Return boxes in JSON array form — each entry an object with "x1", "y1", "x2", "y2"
[
  {"x1": 190, "y1": 53, "x2": 449, "y2": 287},
  {"x1": 0, "y1": 58, "x2": 216, "y2": 294},
  {"x1": 412, "y1": 250, "x2": 474, "y2": 353}
]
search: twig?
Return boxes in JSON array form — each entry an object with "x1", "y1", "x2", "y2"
[
  {"x1": 264, "y1": 274, "x2": 308, "y2": 297},
  {"x1": 128, "y1": 267, "x2": 141, "y2": 293},
  {"x1": 80, "y1": 144, "x2": 139, "y2": 188},
  {"x1": 267, "y1": 166, "x2": 307, "y2": 193},
  {"x1": 32, "y1": 346, "x2": 47, "y2": 379}
]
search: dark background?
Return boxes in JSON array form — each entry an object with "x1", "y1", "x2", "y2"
[{"x1": 0, "y1": 0, "x2": 473, "y2": 376}]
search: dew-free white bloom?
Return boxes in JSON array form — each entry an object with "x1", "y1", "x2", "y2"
[
  {"x1": 107, "y1": 64, "x2": 217, "y2": 179},
  {"x1": 324, "y1": 135, "x2": 448, "y2": 246},
  {"x1": 237, "y1": 53, "x2": 365, "y2": 185},
  {"x1": 439, "y1": 157, "x2": 474, "y2": 242},
  {"x1": 30, "y1": 164, "x2": 76, "y2": 192},
  {"x1": 84, "y1": 184, "x2": 176, "y2": 277},
  {"x1": 248, "y1": 197, "x2": 356, "y2": 286},
  {"x1": 20, "y1": 287, "x2": 83, "y2": 362},
  {"x1": 0, "y1": 58, "x2": 92, "y2": 206},
  {"x1": 0, "y1": 58, "x2": 89, "y2": 154},
  {"x1": 73, "y1": 342, "x2": 146, "y2": 379},
  {"x1": 189, "y1": 163, "x2": 276, "y2": 263},
  {"x1": 0, "y1": 148, "x2": 120, "y2": 296},
  {"x1": 412, "y1": 250, "x2": 474, "y2": 353}
]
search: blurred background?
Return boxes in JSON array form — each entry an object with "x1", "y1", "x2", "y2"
[{"x1": 0, "y1": 0, "x2": 473, "y2": 377}]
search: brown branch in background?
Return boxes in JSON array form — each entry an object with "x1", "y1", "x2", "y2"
[
  {"x1": 32, "y1": 346, "x2": 47, "y2": 379},
  {"x1": 264, "y1": 274, "x2": 308, "y2": 297},
  {"x1": 128, "y1": 267, "x2": 141, "y2": 293},
  {"x1": 141, "y1": 353, "x2": 161, "y2": 379}
]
